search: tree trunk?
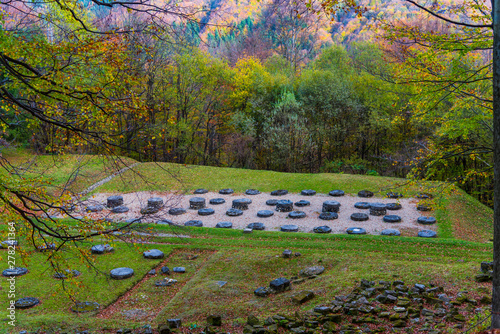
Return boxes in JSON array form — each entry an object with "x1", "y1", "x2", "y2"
[{"x1": 493, "y1": 0, "x2": 500, "y2": 328}]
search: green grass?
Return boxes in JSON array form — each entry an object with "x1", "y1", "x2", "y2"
[
  {"x1": 97, "y1": 162, "x2": 424, "y2": 195},
  {"x1": 2, "y1": 148, "x2": 137, "y2": 195},
  {"x1": 3, "y1": 225, "x2": 493, "y2": 332}
]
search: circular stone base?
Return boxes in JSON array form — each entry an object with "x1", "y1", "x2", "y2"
[
  {"x1": 266, "y1": 199, "x2": 278, "y2": 206},
  {"x1": 198, "y1": 208, "x2": 215, "y2": 216},
  {"x1": 381, "y1": 229, "x2": 401, "y2": 236},
  {"x1": 3, "y1": 267, "x2": 28, "y2": 277},
  {"x1": 86, "y1": 205, "x2": 103, "y2": 213},
  {"x1": 15, "y1": 297, "x2": 39, "y2": 309},
  {"x1": 416, "y1": 193, "x2": 432, "y2": 199},
  {"x1": 257, "y1": 210, "x2": 274, "y2": 218},
  {"x1": 322, "y1": 201, "x2": 340, "y2": 213},
  {"x1": 107, "y1": 195, "x2": 124, "y2": 208},
  {"x1": 294, "y1": 200, "x2": 310, "y2": 207},
  {"x1": 193, "y1": 189, "x2": 208, "y2": 194},
  {"x1": 313, "y1": 226, "x2": 332, "y2": 233},
  {"x1": 143, "y1": 249, "x2": 165, "y2": 259},
  {"x1": 319, "y1": 212, "x2": 338, "y2": 220},
  {"x1": 247, "y1": 222, "x2": 265, "y2": 230},
  {"x1": 358, "y1": 190, "x2": 374, "y2": 198},
  {"x1": 147, "y1": 197, "x2": 164, "y2": 209},
  {"x1": 370, "y1": 208, "x2": 386, "y2": 216},
  {"x1": 386, "y1": 192, "x2": 403, "y2": 198},
  {"x1": 71, "y1": 301, "x2": 100, "y2": 313},
  {"x1": 185, "y1": 220, "x2": 203, "y2": 227},
  {"x1": 169, "y1": 208, "x2": 186, "y2": 215},
  {"x1": 209, "y1": 198, "x2": 226, "y2": 205},
  {"x1": 351, "y1": 213, "x2": 369, "y2": 221},
  {"x1": 216, "y1": 222, "x2": 233, "y2": 228},
  {"x1": 276, "y1": 200, "x2": 293, "y2": 212},
  {"x1": 157, "y1": 219, "x2": 173, "y2": 225},
  {"x1": 386, "y1": 203, "x2": 402, "y2": 210},
  {"x1": 54, "y1": 269, "x2": 81, "y2": 279},
  {"x1": 189, "y1": 197, "x2": 206, "y2": 210},
  {"x1": 329, "y1": 190, "x2": 345, "y2": 197},
  {"x1": 271, "y1": 189, "x2": 288, "y2": 196},
  {"x1": 280, "y1": 225, "x2": 299, "y2": 232},
  {"x1": 346, "y1": 227, "x2": 367, "y2": 235},
  {"x1": 226, "y1": 208, "x2": 243, "y2": 217},
  {"x1": 418, "y1": 230, "x2": 437, "y2": 238},
  {"x1": 245, "y1": 189, "x2": 260, "y2": 195},
  {"x1": 91, "y1": 244, "x2": 113, "y2": 254},
  {"x1": 288, "y1": 211, "x2": 306, "y2": 219},
  {"x1": 219, "y1": 188, "x2": 234, "y2": 195},
  {"x1": 417, "y1": 216, "x2": 437, "y2": 225},
  {"x1": 383, "y1": 215, "x2": 402, "y2": 223},
  {"x1": 112, "y1": 206, "x2": 129, "y2": 214},
  {"x1": 301, "y1": 189, "x2": 316, "y2": 196},
  {"x1": 232, "y1": 199, "x2": 252, "y2": 210},
  {"x1": 110, "y1": 267, "x2": 134, "y2": 280},
  {"x1": 354, "y1": 202, "x2": 371, "y2": 210}
]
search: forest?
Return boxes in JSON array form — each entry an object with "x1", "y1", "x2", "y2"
[{"x1": 0, "y1": 0, "x2": 493, "y2": 205}]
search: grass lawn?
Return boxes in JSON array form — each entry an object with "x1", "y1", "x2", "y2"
[{"x1": 1, "y1": 225, "x2": 493, "y2": 333}]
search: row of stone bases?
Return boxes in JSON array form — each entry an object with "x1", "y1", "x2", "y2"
[
  {"x1": 98, "y1": 189, "x2": 436, "y2": 238},
  {"x1": 153, "y1": 253, "x2": 492, "y2": 334}
]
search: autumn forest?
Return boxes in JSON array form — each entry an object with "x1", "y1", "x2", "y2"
[{"x1": 0, "y1": 0, "x2": 493, "y2": 205}]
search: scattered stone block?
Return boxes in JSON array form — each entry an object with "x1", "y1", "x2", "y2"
[
  {"x1": 110, "y1": 267, "x2": 134, "y2": 280},
  {"x1": 282, "y1": 249, "x2": 292, "y2": 258},
  {"x1": 270, "y1": 277, "x2": 291, "y2": 292},
  {"x1": 300, "y1": 266, "x2": 325, "y2": 277},
  {"x1": 15, "y1": 297, "x2": 39, "y2": 309},
  {"x1": 207, "y1": 315, "x2": 222, "y2": 326},
  {"x1": 291, "y1": 290, "x2": 315, "y2": 304},
  {"x1": 143, "y1": 249, "x2": 164, "y2": 259},
  {"x1": 91, "y1": 244, "x2": 114, "y2": 254}
]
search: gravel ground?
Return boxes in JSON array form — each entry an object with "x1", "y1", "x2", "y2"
[{"x1": 78, "y1": 190, "x2": 436, "y2": 236}]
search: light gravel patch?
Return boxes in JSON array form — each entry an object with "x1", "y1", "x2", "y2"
[{"x1": 79, "y1": 191, "x2": 434, "y2": 236}]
